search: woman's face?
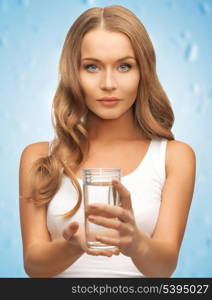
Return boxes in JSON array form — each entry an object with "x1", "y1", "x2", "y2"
[{"x1": 79, "y1": 28, "x2": 140, "y2": 120}]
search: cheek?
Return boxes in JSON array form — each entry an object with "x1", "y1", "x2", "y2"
[
  {"x1": 80, "y1": 71, "x2": 140, "y2": 97},
  {"x1": 120, "y1": 73, "x2": 140, "y2": 95},
  {"x1": 79, "y1": 74, "x2": 96, "y2": 95}
]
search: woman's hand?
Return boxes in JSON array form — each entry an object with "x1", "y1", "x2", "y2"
[
  {"x1": 87, "y1": 179, "x2": 141, "y2": 257},
  {"x1": 62, "y1": 221, "x2": 120, "y2": 257}
]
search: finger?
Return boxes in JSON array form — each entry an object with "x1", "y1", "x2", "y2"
[
  {"x1": 63, "y1": 222, "x2": 79, "y2": 241},
  {"x1": 86, "y1": 248, "x2": 118, "y2": 257},
  {"x1": 111, "y1": 248, "x2": 120, "y2": 256},
  {"x1": 112, "y1": 180, "x2": 133, "y2": 211},
  {"x1": 88, "y1": 204, "x2": 132, "y2": 223},
  {"x1": 88, "y1": 248, "x2": 120, "y2": 256},
  {"x1": 88, "y1": 215, "x2": 131, "y2": 232},
  {"x1": 95, "y1": 235, "x2": 120, "y2": 247},
  {"x1": 86, "y1": 205, "x2": 115, "y2": 218}
]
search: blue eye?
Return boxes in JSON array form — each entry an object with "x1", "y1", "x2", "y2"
[
  {"x1": 84, "y1": 63, "x2": 132, "y2": 72},
  {"x1": 119, "y1": 64, "x2": 131, "y2": 71},
  {"x1": 84, "y1": 64, "x2": 98, "y2": 72}
]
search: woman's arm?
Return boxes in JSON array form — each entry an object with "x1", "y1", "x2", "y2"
[
  {"x1": 88, "y1": 140, "x2": 196, "y2": 277},
  {"x1": 23, "y1": 236, "x2": 84, "y2": 278},
  {"x1": 19, "y1": 142, "x2": 119, "y2": 277},
  {"x1": 131, "y1": 140, "x2": 196, "y2": 277},
  {"x1": 19, "y1": 142, "x2": 84, "y2": 277}
]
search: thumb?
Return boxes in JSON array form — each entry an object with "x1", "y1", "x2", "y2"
[
  {"x1": 63, "y1": 221, "x2": 79, "y2": 241},
  {"x1": 112, "y1": 180, "x2": 133, "y2": 211}
]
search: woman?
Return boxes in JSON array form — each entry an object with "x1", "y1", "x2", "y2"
[{"x1": 19, "y1": 5, "x2": 196, "y2": 278}]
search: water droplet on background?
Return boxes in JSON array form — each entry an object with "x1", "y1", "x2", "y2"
[
  {"x1": 194, "y1": 96, "x2": 211, "y2": 114},
  {"x1": 16, "y1": 0, "x2": 31, "y2": 7},
  {"x1": 81, "y1": 0, "x2": 96, "y2": 6},
  {"x1": 18, "y1": 120, "x2": 29, "y2": 133},
  {"x1": 204, "y1": 215, "x2": 212, "y2": 226},
  {"x1": 190, "y1": 83, "x2": 201, "y2": 94},
  {"x1": 0, "y1": 0, "x2": 7, "y2": 13},
  {"x1": 185, "y1": 43, "x2": 198, "y2": 62},
  {"x1": 180, "y1": 30, "x2": 191, "y2": 41},
  {"x1": 31, "y1": 24, "x2": 39, "y2": 34},
  {"x1": 198, "y1": 2, "x2": 211, "y2": 15},
  {"x1": 206, "y1": 238, "x2": 211, "y2": 247},
  {"x1": 0, "y1": 36, "x2": 8, "y2": 47},
  {"x1": 0, "y1": 111, "x2": 11, "y2": 120},
  {"x1": 208, "y1": 91, "x2": 212, "y2": 101},
  {"x1": 165, "y1": 0, "x2": 177, "y2": 9}
]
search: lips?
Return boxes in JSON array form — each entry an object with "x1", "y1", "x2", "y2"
[
  {"x1": 97, "y1": 98, "x2": 120, "y2": 107},
  {"x1": 97, "y1": 97, "x2": 121, "y2": 101}
]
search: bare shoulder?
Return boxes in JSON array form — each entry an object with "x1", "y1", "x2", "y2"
[
  {"x1": 166, "y1": 139, "x2": 196, "y2": 174},
  {"x1": 19, "y1": 142, "x2": 52, "y2": 258},
  {"x1": 19, "y1": 142, "x2": 50, "y2": 190},
  {"x1": 21, "y1": 141, "x2": 49, "y2": 161}
]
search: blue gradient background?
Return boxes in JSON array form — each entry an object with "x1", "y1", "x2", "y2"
[{"x1": 0, "y1": 0, "x2": 211, "y2": 277}]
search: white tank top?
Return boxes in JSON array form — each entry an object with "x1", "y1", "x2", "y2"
[{"x1": 47, "y1": 137, "x2": 168, "y2": 277}]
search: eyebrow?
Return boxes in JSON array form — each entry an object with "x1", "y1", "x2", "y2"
[{"x1": 81, "y1": 56, "x2": 136, "y2": 62}]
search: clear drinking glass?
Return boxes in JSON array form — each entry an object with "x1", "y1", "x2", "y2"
[{"x1": 82, "y1": 168, "x2": 121, "y2": 250}]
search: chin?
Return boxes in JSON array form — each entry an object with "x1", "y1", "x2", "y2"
[{"x1": 96, "y1": 111, "x2": 122, "y2": 120}]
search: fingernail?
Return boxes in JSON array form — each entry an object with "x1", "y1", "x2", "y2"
[
  {"x1": 89, "y1": 204, "x2": 97, "y2": 208},
  {"x1": 88, "y1": 215, "x2": 94, "y2": 221},
  {"x1": 112, "y1": 180, "x2": 119, "y2": 185}
]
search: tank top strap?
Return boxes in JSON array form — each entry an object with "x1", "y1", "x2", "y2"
[
  {"x1": 159, "y1": 138, "x2": 168, "y2": 182},
  {"x1": 148, "y1": 138, "x2": 168, "y2": 183}
]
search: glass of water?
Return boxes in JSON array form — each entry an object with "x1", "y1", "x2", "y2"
[{"x1": 82, "y1": 168, "x2": 121, "y2": 250}]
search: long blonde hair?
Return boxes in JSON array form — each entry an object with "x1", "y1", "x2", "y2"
[{"x1": 29, "y1": 5, "x2": 175, "y2": 218}]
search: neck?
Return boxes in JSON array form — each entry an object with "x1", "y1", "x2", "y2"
[{"x1": 85, "y1": 109, "x2": 144, "y2": 144}]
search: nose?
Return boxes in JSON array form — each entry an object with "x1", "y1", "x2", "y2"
[{"x1": 100, "y1": 68, "x2": 117, "y2": 90}]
